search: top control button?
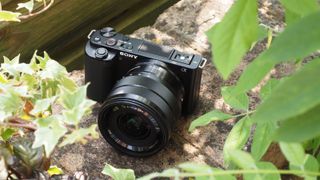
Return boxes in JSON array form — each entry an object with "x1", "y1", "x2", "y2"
[
  {"x1": 95, "y1": 48, "x2": 108, "y2": 59},
  {"x1": 171, "y1": 51, "x2": 193, "y2": 64},
  {"x1": 122, "y1": 36, "x2": 130, "y2": 41},
  {"x1": 101, "y1": 27, "x2": 116, "y2": 38},
  {"x1": 106, "y1": 38, "x2": 117, "y2": 46}
]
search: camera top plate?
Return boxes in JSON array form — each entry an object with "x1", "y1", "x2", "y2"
[{"x1": 87, "y1": 27, "x2": 206, "y2": 70}]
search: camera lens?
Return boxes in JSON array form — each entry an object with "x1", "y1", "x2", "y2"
[
  {"x1": 118, "y1": 113, "x2": 150, "y2": 139},
  {"x1": 98, "y1": 60, "x2": 184, "y2": 156}
]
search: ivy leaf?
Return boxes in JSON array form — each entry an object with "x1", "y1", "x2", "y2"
[
  {"x1": 223, "y1": 116, "x2": 251, "y2": 166},
  {"x1": 33, "y1": 118, "x2": 67, "y2": 156},
  {"x1": 17, "y1": 0, "x2": 34, "y2": 13},
  {"x1": 59, "y1": 124, "x2": 98, "y2": 147},
  {"x1": 0, "y1": 10, "x2": 21, "y2": 22},
  {"x1": 280, "y1": 0, "x2": 319, "y2": 25},
  {"x1": 1, "y1": 55, "x2": 33, "y2": 76},
  {"x1": 189, "y1": 110, "x2": 232, "y2": 132},
  {"x1": 30, "y1": 96, "x2": 56, "y2": 116},
  {"x1": 251, "y1": 122, "x2": 276, "y2": 161},
  {"x1": 59, "y1": 85, "x2": 90, "y2": 110},
  {"x1": 58, "y1": 76, "x2": 77, "y2": 92},
  {"x1": 102, "y1": 164, "x2": 135, "y2": 180},
  {"x1": 279, "y1": 142, "x2": 305, "y2": 166},
  {"x1": 0, "y1": 89, "x2": 23, "y2": 113},
  {"x1": 251, "y1": 60, "x2": 320, "y2": 124},
  {"x1": 221, "y1": 86, "x2": 249, "y2": 110},
  {"x1": 232, "y1": 12, "x2": 320, "y2": 95},
  {"x1": 40, "y1": 60, "x2": 67, "y2": 80},
  {"x1": 206, "y1": 0, "x2": 258, "y2": 79},
  {"x1": 273, "y1": 105, "x2": 320, "y2": 142}
]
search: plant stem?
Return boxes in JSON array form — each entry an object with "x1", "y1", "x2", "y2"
[
  {"x1": 19, "y1": 0, "x2": 54, "y2": 20},
  {"x1": 150, "y1": 169, "x2": 320, "y2": 178}
]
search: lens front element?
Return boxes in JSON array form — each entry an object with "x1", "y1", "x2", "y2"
[{"x1": 118, "y1": 113, "x2": 151, "y2": 139}]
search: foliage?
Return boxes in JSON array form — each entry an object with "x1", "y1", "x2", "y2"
[
  {"x1": 104, "y1": 0, "x2": 320, "y2": 179},
  {"x1": 0, "y1": 0, "x2": 54, "y2": 22},
  {"x1": 0, "y1": 52, "x2": 97, "y2": 179},
  {"x1": 102, "y1": 164, "x2": 135, "y2": 180}
]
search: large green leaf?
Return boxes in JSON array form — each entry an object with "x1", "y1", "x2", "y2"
[
  {"x1": 229, "y1": 150, "x2": 281, "y2": 180},
  {"x1": 232, "y1": 12, "x2": 320, "y2": 95},
  {"x1": 251, "y1": 60, "x2": 320, "y2": 124},
  {"x1": 189, "y1": 110, "x2": 233, "y2": 132},
  {"x1": 102, "y1": 164, "x2": 135, "y2": 180},
  {"x1": 221, "y1": 86, "x2": 249, "y2": 110},
  {"x1": 259, "y1": 78, "x2": 280, "y2": 101},
  {"x1": 279, "y1": 142, "x2": 305, "y2": 165},
  {"x1": 223, "y1": 116, "x2": 251, "y2": 166},
  {"x1": 274, "y1": 105, "x2": 320, "y2": 142},
  {"x1": 280, "y1": 0, "x2": 319, "y2": 25},
  {"x1": 206, "y1": 0, "x2": 258, "y2": 79},
  {"x1": 251, "y1": 122, "x2": 276, "y2": 161}
]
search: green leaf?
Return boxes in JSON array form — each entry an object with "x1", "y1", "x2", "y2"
[
  {"x1": 223, "y1": 116, "x2": 251, "y2": 166},
  {"x1": 274, "y1": 105, "x2": 320, "y2": 142},
  {"x1": 206, "y1": 0, "x2": 258, "y2": 79},
  {"x1": 251, "y1": 60, "x2": 320, "y2": 124},
  {"x1": 33, "y1": 119, "x2": 67, "y2": 156},
  {"x1": 59, "y1": 124, "x2": 98, "y2": 147},
  {"x1": 251, "y1": 122, "x2": 276, "y2": 161},
  {"x1": 1, "y1": 55, "x2": 33, "y2": 76},
  {"x1": 289, "y1": 155, "x2": 319, "y2": 179},
  {"x1": 102, "y1": 164, "x2": 135, "y2": 180},
  {"x1": 0, "y1": 10, "x2": 21, "y2": 22},
  {"x1": 221, "y1": 86, "x2": 249, "y2": 110},
  {"x1": 178, "y1": 162, "x2": 236, "y2": 180},
  {"x1": 17, "y1": 0, "x2": 34, "y2": 13},
  {"x1": 189, "y1": 110, "x2": 233, "y2": 132},
  {"x1": 0, "y1": 89, "x2": 23, "y2": 113},
  {"x1": 229, "y1": 150, "x2": 281, "y2": 180},
  {"x1": 232, "y1": 12, "x2": 320, "y2": 95},
  {"x1": 253, "y1": 162, "x2": 280, "y2": 180},
  {"x1": 30, "y1": 96, "x2": 56, "y2": 116},
  {"x1": 58, "y1": 76, "x2": 77, "y2": 92},
  {"x1": 259, "y1": 78, "x2": 280, "y2": 101},
  {"x1": 138, "y1": 168, "x2": 180, "y2": 180},
  {"x1": 1, "y1": 128, "x2": 15, "y2": 141},
  {"x1": 229, "y1": 150, "x2": 257, "y2": 170},
  {"x1": 40, "y1": 59, "x2": 68, "y2": 80},
  {"x1": 280, "y1": 0, "x2": 319, "y2": 25},
  {"x1": 59, "y1": 84, "x2": 89, "y2": 109},
  {"x1": 47, "y1": 166, "x2": 63, "y2": 176},
  {"x1": 279, "y1": 142, "x2": 305, "y2": 165}
]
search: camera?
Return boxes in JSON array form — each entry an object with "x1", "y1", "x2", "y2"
[{"x1": 84, "y1": 27, "x2": 207, "y2": 156}]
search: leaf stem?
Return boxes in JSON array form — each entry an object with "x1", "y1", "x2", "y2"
[{"x1": 148, "y1": 169, "x2": 320, "y2": 178}]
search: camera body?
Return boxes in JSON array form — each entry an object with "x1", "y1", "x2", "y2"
[
  {"x1": 84, "y1": 27, "x2": 206, "y2": 156},
  {"x1": 85, "y1": 27, "x2": 206, "y2": 115}
]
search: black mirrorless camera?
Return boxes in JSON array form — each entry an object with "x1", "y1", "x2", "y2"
[{"x1": 84, "y1": 27, "x2": 207, "y2": 156}]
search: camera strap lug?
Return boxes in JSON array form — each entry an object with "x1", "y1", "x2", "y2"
[
  {"x1": 87, "y1": 30, "x2": 96, "y2": 39},
  {"x1": 199, "y1": 58, "x2": 207, "y2": 69}
]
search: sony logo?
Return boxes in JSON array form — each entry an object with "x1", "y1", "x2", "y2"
[{"x1": 119, "y1": 52, "x2": 138, "y2": 59}]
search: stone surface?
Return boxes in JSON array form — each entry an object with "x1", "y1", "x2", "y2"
[{"x1": 53, "y1": 0, "x2": 289, "y2": 178}]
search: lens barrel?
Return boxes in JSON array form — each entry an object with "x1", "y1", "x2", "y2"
[{"x1": 98, "y1": 60, "x2": 184, "y2": 156}]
